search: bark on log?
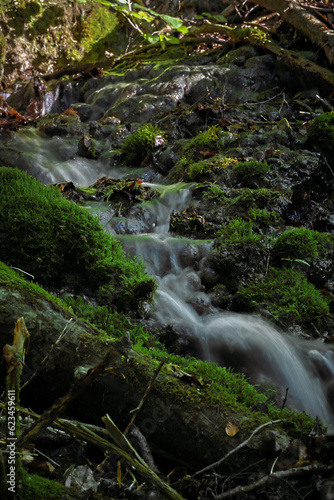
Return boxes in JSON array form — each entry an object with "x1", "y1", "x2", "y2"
[{"x1": 249, "y1": 0, "x2": 334, "y2": 65}]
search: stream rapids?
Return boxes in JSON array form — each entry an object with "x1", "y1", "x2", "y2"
[{"x1": 83, "y1": 173, "x2": 334, "y2": 429}]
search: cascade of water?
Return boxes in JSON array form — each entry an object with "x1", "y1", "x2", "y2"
[
  {"x1": 106, "y1": 182, "x2": 334, "y2": 427},
  {"x1": 0, "y1": 128, "x2": 125, "y2": 185}
]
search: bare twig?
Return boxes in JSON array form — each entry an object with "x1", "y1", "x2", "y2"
[
  {"x1": 16, "y1": 349, "x2": 116, "y2": 449},
  {"x1": 124, "y1": 357, "x2": 166, "y2": 435},
  {"x1": 216, "y1": 462, "x2": 334, "y2": 499},
  {"x1": 282, "y1": 387, "x2": 289, "y2": 409}
]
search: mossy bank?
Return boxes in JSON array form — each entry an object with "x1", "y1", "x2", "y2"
[{"x1": 0, "y1": 167, "x2": 156, "y2": 313}]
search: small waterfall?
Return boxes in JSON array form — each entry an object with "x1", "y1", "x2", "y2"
[
  {"x1": 0, "y1": 128, "x2": 125, "y2": 185},
  {"x1": 108, "y1": 182, "x2": 334, "y2": 427}
]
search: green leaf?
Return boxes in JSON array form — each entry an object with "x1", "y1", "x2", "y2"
[
  {"x1": 144, "y1": 34, "x2": 160, "y2": 44},
  {"x1": 133, "y1": 2, "x2": 158, "y2": 16},
  {"x1": 177, "y1": 25, "x2": 188, "y2": 34},
  {"x1": 159, "y1": 34, "x2": 166, "y2": 51},
  {"x1": 159, "y1": 14, "x2": 183, "y2": 29},
  {"x1": 166, "y1": 35, "x2": 180, "y2": 45},
  {"x1": 202, "y1": 12, "x2": 227, "y2": 23},
  {"x1": 94, "y1": 0, "x2": 114, "y2": 6}
]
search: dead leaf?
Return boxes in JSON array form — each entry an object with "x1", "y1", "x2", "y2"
[{"x1": 225, "y1": 421, "x2": 239, "y2": 437}]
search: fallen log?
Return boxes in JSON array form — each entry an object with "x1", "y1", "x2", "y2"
[{"x1": 0, "y1": 275, "x2": 321, "y2": 475}]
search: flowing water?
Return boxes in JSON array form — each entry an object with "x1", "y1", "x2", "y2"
[
  {"x1": 89, "y1": 180, "x2": 334, "y2": 428},
  {"x1": 6, "y1": 129, "x2": 334, "y2": 428}
]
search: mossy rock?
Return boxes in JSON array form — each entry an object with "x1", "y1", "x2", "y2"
[
  {"x1": 121, "y1": 123, "x2": 166, "y2": 166},
  {"x1": 234, "y1": 267, "x2": 330, "y2": 327},
  {"x1": 17, "y1": 471, "x2": 71, "y2": 500},
  {"x1": 0, "y1": 167, "x2": 156, "y2": 312},
  {"x1": 209, "y1": 220, "x2": 267, "y2": 293},
  {"x1": 271, "y1": 227, "x2": 332, "y2": 265},
  {"x1": 307, "y1": 112, "x2": 334, "y2": 163},
  {"x1": 233, "y1": 160, "x2": 270, "y2": 186}
]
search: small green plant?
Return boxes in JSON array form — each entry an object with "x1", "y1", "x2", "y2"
[
  {"x1": 271, "y1": 227, "x2": 331, "y2": 264},
  {"x1": 233, "y1": 160, "x2": 270, "y2": 183},
  {"x1": 202, "y1": 183, "x2": 226, "y2": 201},
  {"x1": 121, "y1": 123, "x2": 165, "y2": 165},
  {"x1": 187, "y1": 160, "x2": 210, "y2": 180},
  {"x1": 247, "y1": 207, "x2": 280, "y2": 225},
  {"x1": 96, "y1": 0, "x2": 188, "y2": 49}
]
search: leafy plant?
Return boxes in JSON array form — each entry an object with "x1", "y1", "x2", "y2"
[{"x1": 95, "y1": 0, "x2": 188, "y2": 49}]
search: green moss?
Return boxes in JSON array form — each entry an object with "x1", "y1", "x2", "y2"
[
  {"x1": 272, "y1": 227, "x2": 332, "y2": 264},
  {"x1": 236, "y1": 267, "x2": 330, "y2": 325},
  {"x1": 202, "y1": 183, "x2": 227, "y2": 201},
  {"x1": 61, "y1": 295, "x2": 159, "y2": 346},
  {"x1": 183, "y1": 126, "x2": 232, "y2": 157},
  {"x1": 0, "y1": 263, "x2": 65, "y2": 310},
  {"x1": 232, "y1": 26, "x2": 269, "y2": 44},
  {"x1": 0, "y1": 167, "x2": 156, "y2": 312},
  {"x1": 216, "y1": 219, "x2": 262, "y2": 249},
  {"x1": 307, "y1": 111, "x2": 334, "y2": 161},
  {"x1": 130, "y1": 343, "x2": 319, "y2": 434},
  {"x1": 247, "y1": 207, "x2": 281, "y2": 226},
  {"x1": 79, "y1": 5, "x2": 118, "y2": 63},
  {"x1": 121, "y1": 123, "x2": 165, "y2": 165},
  {"x1": 233, "y1": 160, "x2": 270, "y2": 183},
  {"x1": 17, "y1": 470, "x2": 69, "y2": 500}
]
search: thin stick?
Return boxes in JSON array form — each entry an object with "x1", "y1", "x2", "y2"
[
  {"x1": 16, "y1": 350, "x2": 116, "y2": 449},
  {"x1": 282, "y1": 387, "x2": 289, "y2": 409},
  {"x1": 123, "y1": 357, "x2": 166, "y2": 435},
  {"x1": 216, "y1": 462, "x2": 334, "y2": 499},
  {"x1": 21, "y1": 318, "x2": 76, "y2": 390},
  {"x1": 192, "y1": 419, "x2": 283, "y2": 478}
]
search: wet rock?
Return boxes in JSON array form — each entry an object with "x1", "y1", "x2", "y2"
[
  {"x1": 208, "y1": 242, "x2": 267, "y2": 294},
  {"x1": 200, "y1": 266, "x2": 219, "y2": 289},
  {"x1": 186, "y1": 292, "x2": 215, "y2": 316},
  {"x1": 248, "y1": 429, "x2": 291, "y2": 454},
  {"x1": 77, "y1": 133, "x2": 101, "y2": 159},
  {"x1": 40, "y1": 112, "x2": 86, "y2": 137}
]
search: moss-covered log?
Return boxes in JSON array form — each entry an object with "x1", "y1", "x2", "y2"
[{"x1": 0, "y1": 262, "x2": 323, "y2": 475}]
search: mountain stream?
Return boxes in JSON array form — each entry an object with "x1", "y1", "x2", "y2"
[{"x1": 7, "y1": 128, "x2": 334, "y2": 429}]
